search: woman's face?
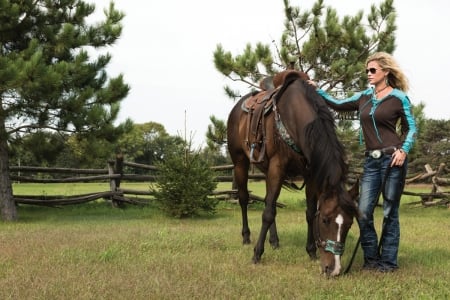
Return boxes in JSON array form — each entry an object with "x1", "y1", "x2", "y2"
[{"x1": 366, "y1": 61, "x2": 388, "y2": 86}]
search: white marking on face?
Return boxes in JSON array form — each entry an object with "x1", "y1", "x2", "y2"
[
  {"x1": 335, "y1": 214, "x2": 343, "y2": 242},
  {"x1": 331, "y1": 214, "x2": 344, "y2": 276}
]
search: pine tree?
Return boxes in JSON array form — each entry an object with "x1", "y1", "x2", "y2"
[
  {"x1": 152, "y1": 142, "x2": 218, "y2": 219},
  {"x1": 0, "y1": 0, "x2": 130, "y2": 221},
  {"x1": 213, "y1": 0, "x2": 396, "y2": 97}
]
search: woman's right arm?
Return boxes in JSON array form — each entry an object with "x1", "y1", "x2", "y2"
[{"x1": 307, "y1": 79, "x2": 363, "y2": 112}]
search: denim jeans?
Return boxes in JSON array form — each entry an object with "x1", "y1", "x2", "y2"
[{"x1": 358, "y1": 155, "x2": 407, "y2": 268}]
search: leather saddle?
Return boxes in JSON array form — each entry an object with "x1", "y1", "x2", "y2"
[
  {"x1": 240, "y1": 71, "x2": 310, "y2": 163},
  {"x1": 241, "y1": 84, "x2": 279, "y2": 163}
]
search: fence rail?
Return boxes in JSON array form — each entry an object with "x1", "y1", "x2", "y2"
[{"x1": 9, "y1": 158, "x2": 449, "y2": 208}]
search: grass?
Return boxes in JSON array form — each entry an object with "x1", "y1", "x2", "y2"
[{"x1": 0, "y1": 182, "x2": 449, "y2": 299}]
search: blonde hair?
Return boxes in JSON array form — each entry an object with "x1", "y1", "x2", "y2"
[{"x1": 366, "y1": 52, "x2": 409, "y2": 92}]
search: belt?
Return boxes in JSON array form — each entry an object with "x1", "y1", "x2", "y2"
[{"x1": 364, "y1": 146, "x2": 397, "y2": 159}]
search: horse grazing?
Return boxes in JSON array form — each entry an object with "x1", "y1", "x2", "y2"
[{"x1": 227, "y1": 70, "x2": 359, "y2": 276}]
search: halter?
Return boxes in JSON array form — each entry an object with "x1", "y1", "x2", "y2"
[{"x1": 314, "y1": 209, "x2": 345, "y2": 256}]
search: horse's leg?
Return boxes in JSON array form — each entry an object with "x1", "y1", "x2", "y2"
[
  {"x1": 268, "y1": 178, "x2": 280, "y2": 249},
  {"x1": 305, "y1": 185, "x2": 318, "y2": 259},
  {"x1": 269, "y1": 221, "x2": 279, "y2": 249},
  {"x1": 234, "y1": 157, "x2": 251, "y2": 244},
  {"x1": 253, "y1": 169, "x2": 283, "y2": 263}
]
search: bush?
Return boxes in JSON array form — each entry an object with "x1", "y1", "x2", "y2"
[{"x1": 151, "y1": 146, "x2": 218, "y2": 218}]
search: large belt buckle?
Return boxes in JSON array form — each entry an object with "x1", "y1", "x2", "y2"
[{"x1": 371, "y1": 149, "x2": 382, "y2": 159}]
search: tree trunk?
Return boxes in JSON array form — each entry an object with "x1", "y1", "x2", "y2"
[{"x1": 0, "y1": 117, "x2": 17, "y2": 221}]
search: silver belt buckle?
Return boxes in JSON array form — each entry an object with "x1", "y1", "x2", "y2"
[{"x1": 371, "y1": 149, "x2": 382, "y2": 159}]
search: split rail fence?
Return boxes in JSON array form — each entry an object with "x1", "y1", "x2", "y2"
[{"x1": 9, "y1": 156, "x2": 449, "y2": 208}]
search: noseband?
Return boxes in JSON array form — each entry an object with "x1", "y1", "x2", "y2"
[{"x1": 314, "y1": 210, "x2": 345, "y2": 256}]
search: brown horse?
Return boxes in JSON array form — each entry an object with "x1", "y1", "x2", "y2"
[{"x1": 227, "y1": 70, "x2": 359, "y2": 276}]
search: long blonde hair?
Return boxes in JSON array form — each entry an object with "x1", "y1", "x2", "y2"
[{"x1": 366, "y1": 52, "x2": 409, "y2": 92}]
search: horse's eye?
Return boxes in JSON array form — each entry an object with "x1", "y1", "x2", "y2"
[{"x1": 322, "y1": 217, "x2": 330, "y2": 225}]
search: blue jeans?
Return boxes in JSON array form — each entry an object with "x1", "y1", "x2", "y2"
[{"x1": 358, "y1": 155, "x2": 407, "y2": 268}]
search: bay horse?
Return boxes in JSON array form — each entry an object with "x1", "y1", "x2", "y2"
[{"x1": 227, "y1": 70, "x2": 359, "y2": 276}]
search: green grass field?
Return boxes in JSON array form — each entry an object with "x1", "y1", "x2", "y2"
[{"x1": 0, "y1": 182, "x2": 449, "y2": 299}]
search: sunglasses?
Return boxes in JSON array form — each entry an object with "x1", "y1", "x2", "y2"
[{"x1": 366, "y1": 68, "x2": 379, "y2": 74}]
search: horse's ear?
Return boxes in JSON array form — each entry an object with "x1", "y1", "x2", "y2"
[{"x1": 348, "y1": 178, "x2": 359, "y2": 202}]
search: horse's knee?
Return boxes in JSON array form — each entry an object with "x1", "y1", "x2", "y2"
[{"x1": 262, "y1": 209, "x2": 276, "y2": 225}]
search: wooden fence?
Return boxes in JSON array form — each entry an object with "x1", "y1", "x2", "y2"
[
  {"x1": 403, "y1": 163, "x2": 449, "y2": 207},
  {"x1": 9, "y1": 156, "x2": 449, "y2": 208},
  {"x1": 9, "y1": 156, "x2": 270, "y2": 207}
]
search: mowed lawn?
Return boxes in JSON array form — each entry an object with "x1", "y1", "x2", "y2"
[{"x1": 0, "y1": 182, "x2": 449, "y2": 299}]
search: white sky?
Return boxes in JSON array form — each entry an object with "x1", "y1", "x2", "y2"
[{"x1": 92, "y1": 0, "x2": 450, "y2": 147}]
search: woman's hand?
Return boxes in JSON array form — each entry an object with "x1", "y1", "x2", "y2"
[
  {"x1": 307, "y1": 80, "x2": 317, "y2": 88},
  {"x1": 391, "y1": 149, "x2": 407, "y2": 167}
]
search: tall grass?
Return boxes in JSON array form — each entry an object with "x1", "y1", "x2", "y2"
[{"x1": 0, "y1": 182, "x2": 448, "y2": 299}]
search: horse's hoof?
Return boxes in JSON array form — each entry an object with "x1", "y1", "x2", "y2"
[
  {"x1": 243, "y1": 238, "x2": 251, "y2": 245},
  {"x1": 252, "y1": 256, "x2": 261, "y2": 264},
  {"x1": 253, "y1": 247, "x2": 263, "y2": 264},
  {"x1": 270, "y1": 241, "x2": 279, "y2": 249}
]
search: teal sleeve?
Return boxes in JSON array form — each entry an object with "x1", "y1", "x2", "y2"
[
  {"x1": 400, "y1": 96, "x2": 417, "y2": 153},
  {"x1": 316, "y1": 88, "x2": 366, "y2": 110}
]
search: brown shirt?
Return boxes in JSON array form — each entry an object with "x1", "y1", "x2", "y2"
[{"x1": 316, "y1": 88, "x2": 417, "y2": 153}]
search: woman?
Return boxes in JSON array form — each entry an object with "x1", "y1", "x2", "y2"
[{"x1": 309, "y1": 52, "x2": 417, "y2": 272}]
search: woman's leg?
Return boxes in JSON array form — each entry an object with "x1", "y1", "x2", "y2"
[
  {"x1": 378, "y1": 161, "x2": 407, "y2": 270},
  {"x1": 358, "y1": 158, "x2": 383, "y2": 266}
]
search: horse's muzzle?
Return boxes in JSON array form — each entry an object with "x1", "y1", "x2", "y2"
[{"x1": 316, "y1": 239, "x2": 345, "y2": 256}]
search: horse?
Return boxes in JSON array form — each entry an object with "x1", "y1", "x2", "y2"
[{"x1": 226, "y1": 70, "x2": 360, "y2": 276}]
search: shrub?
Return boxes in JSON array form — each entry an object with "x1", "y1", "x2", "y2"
[{"x1": 151, "y1": 146, "x2": 218, "y2": 218}]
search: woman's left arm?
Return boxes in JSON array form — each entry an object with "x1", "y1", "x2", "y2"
[{"x1": 399, "y1": 95, "x2": 417, "y2": 154}]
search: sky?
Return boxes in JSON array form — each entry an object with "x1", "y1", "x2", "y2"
[{"x1": 91, "y1": 0, "x2": 450, "y2": 147}]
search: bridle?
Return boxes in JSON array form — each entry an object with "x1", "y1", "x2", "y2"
[{"x1": 314, "y1": 207, "x2": 345, "y2": 256}]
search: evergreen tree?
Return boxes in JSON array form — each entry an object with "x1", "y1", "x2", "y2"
[
  {"x1": 203, "y1": 116, "x2": 228, "y2": 166},
  {"x1": 214, "y1": 0, "x2": 397, "y2": 97},
  {"x1": 0, "y1": 1, "x2": 130, "y2": 221},
  {"x1": 205, "y1": 116, "x2": 227, "y2": 151},
  {"x1": 152, "y1": 142, "x2": 218, "y2": 218},
  {"x1": 415, "y1": 119, "x2": 450, "y2": 172}
]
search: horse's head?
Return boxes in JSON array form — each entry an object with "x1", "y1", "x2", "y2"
[{"x1": 313, "y1": 180, "x2": 359, "y2": 277}]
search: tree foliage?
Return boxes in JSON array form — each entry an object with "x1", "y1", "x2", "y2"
[
  {"x1": 214, "y1": 0, "x2": 397, "y2": 98},
  {"x1": 0, "y1": 0, "x2": 130, "y2": 221},
  {"x1": 117, "y1": 122, "x2": 185, "y2": 169},
  {"x1": 205, "y1": 116, "x2": 226, "y2": 151},
  {"x1": 152, "y1": 143, "x2": 218, "y2": 218},
  {"x1": 413, "y1": 119, "x2": 450, "y2": 172},
  {"x1": 203, "y1": 116, "x2": 228, "y2": 165}
]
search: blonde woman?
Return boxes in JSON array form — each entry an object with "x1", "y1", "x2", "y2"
[{"x1": 309, "y1": 52, "x2": 417, "y2": 272}]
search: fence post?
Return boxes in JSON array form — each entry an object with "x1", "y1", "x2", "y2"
[
  {"x1": 114, "y1": 152, "x2": 124, "y2": 188},
  {"x1": 428, "y1": 163, "x2": 446, "y2": 203},
  {"x1": 108, "y1": 152, "x2": 124, "y2": 208},
  {"x1": 108, "y1": 161, "x2": 117, "y2": 207}
]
